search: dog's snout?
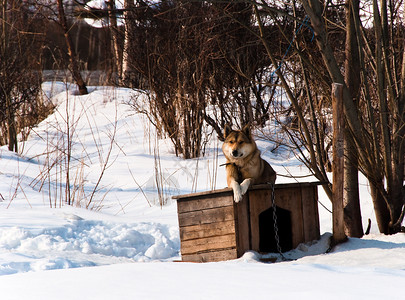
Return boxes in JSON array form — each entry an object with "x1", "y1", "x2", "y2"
[{"x1": 232, "y1": 150, "x2": 239, "y2": 157}]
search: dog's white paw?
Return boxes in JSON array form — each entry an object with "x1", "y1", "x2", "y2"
[
  {"x1": 240, "y1": 179, "x2": 251, "y2": 195},
  {"x1": 233, "y1": 190, "x2": 243, "y2": 203},
  {"x1": 231, "y1": 181, "x2": 243, "y2": 203}
]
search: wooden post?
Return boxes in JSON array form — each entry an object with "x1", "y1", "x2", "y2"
[{"x1": 332, "y1": 83, "x2": 347, "y2": 245}]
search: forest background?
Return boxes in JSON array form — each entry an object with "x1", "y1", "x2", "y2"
[{"x1": 1, "y1": 0, "x2": 405, "y2": 237}]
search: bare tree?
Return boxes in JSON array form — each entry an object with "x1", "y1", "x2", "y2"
[
  {"x1": 300, "y1": 0, "x2": 405, "y2": 234},
  {"x1": 56, "y1": 0, "x2": 88, "y2": 95},
  {"x1": 249, "y1": 0, "x2": 402, "y2": 236},
  {"x1": 0, "y1": 0, "x2": 44, "y2": 152},
  {"x1": 126, "y1": 2, "x2": 215, "y2": 158},
  {"x1": 126, "y1": 1, "x2": 277, "y2": 157},
  {"x1": 106, "y1": 0, "x2": 122, "y2": 81},
  {"x1": 343, "y1": 0, "x2": 363, "y2": 237},
  {"x1": 251, "y1": 2, "x2": 334, "y2": 203},
  {"x1": 113, "y1": 0, "x2": 404, "y2": 234}
]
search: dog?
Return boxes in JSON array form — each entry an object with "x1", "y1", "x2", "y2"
[{"x1": 222, "y1": 124, "x2": 276, "y2": 203}]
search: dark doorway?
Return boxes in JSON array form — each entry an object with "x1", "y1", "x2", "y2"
[{"x1": 259, "y1": 206, "x2": 292, "y2": 253}]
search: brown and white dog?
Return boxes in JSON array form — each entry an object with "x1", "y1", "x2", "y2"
[{"x1": 222, "y1": 124, "x2": 276, "y2": 202}]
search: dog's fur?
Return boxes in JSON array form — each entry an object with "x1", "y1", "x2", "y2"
[{"x1": 222, "y1": 124, "x2": 276, "y2": 203}]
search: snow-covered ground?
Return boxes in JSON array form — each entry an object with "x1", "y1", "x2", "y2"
[{"x1": 0, "y1": 83, "x2": 404, "y2": 299}]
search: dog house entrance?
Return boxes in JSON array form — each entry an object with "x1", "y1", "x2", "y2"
[{"x1": 259, "y1": 206, "x2": 292, "y2": 253}]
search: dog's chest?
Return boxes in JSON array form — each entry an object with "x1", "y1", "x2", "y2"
[{"x1": 238, "y1": 160, "x2": 262, "y2": 181}]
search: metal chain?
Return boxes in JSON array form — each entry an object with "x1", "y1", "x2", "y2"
[{"x1": 270, "y1": 183, "x2": 287, "y2": 261}]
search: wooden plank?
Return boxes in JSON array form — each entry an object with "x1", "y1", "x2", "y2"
[
  {"x1": 179, "y1": 220, "x2": 236, "y2": 241},
  {"x1": 173, "y1": 187, "x2": 231, "y2": 200},
  {"x1": 313, "y1": 186, "x2": 320, "y2": 239},
  {"x1": 178, "y1": 206, "x2": 235, "y2": 227},
  {"x1": 172, "y1": 182, "x2": 326, "y2": 201},
  {"x1": 274, "y1": 187, "x2": 304, "y2": 249},
  {"x1": 177, "y1": 194, "x2": 233, "y2": 214},
  {"x1": 251, "y1": 182, "x2": 327, "y2": 191},
  {"x1": 182, "y1": 248, "x2": 237, "y2": 262},
  {"x1": 235, "y1": 194, "x2": 251, "y2": 257},
  {"x1": 248, "y1": 189, "x2": 272, "y2": 252},
  {"x1": 180, "y1": 234, "x2": 236, "y2": 255},
  {"x1": 301, "y1": 186, "x2": 320, "y2": 242}
]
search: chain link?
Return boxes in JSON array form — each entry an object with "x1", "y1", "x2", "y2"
[{"x1": 270, "y1": 183, "x2": 287, "y2": 261}]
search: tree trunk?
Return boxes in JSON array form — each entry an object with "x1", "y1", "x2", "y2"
[
  {"x1": 106, "y1": 0, "x2": 122, "y2": 83},
  {"x1": 343, "y1": 0, "x2": 363, "y2": 237},
  {"x1": 302, "y1": 0, "x2": 393, "y2": 234},
  {"x1": 344, "y1": 132, "x2": 363, "y2": 236},
  {"x1": 2, "y1": 0, "x2": 17, "y2": 152},
  {"x1": 369, "y1": 179, "x2": 390, "y2": 234},
  {"x1": 301, "y1": 0, "x2": 370, "y2": 161},
  {"x1": 6, "y1": 95, "x2": 17, "y2": 152},
  {"x1": 332, "y1": 83, "x2": 347, "y2": 244},
  {"x1": 57, "y1": 0, "x2": 88, "y2": 95},
  {"x1": 122, "y1": 0, "x2": 135, "y2": 85}
]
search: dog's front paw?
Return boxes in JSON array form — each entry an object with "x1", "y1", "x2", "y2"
[
  {"x1": 231, "y1": 181, "x2": 243, "y2": 203},
  {"x1": 233, "y1": 189, "x2": 243, "y2": 203},
  {"x1": 240, "y1": 178, "x2": 251, "y2": 195}
]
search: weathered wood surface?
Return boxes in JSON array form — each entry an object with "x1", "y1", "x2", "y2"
[
  {"x1": 173, "y1": 188, "x2": 232, "y2": 200},
  {"x1": 177, "y1": 191, "x2": 238, "y2": 262},
  {"x1": 178, "y1": 205, "x2": 235, "y2": 227},
  {"x1": 180, "y1": 220, "x2": 236, "y2": 241},
  {"x1": 182, "y1": 248, "x2": 237, "y2": 263},
  {"x1": 332, "y1": 83, "x2": 347, "y2": 244},
  {"x1": 235, "y1": 194, "x2": 251, "y2": 256},
  {"x1": 248, "y1": 186, "x2": 307, "y2": 250},
  {"x1": 173, "y1": 182, "x2": 325, "y2": 201},
  {"x1": 301, "y1": 185, "x2": 321, "y2": 242},
  {"x1": 277, "y1": 187, "x2": 304, "y2": 249},
  {"x1": 176, "y1": 182, "x2": 323, "y2": 262},
  {"x1": 180, "y1": 234, "x2": 236, "y2": 254},
  {"x1": 176, "y1": 194, "x2": 233, "y2": 214}
]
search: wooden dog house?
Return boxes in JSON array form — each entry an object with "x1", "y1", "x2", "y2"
[{"x1": 173, "y1": 182, "x2": 321, "y2": 263}]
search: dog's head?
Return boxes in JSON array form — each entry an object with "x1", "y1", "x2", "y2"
[{"x1": 222, "y1": 124, "x2": 256, "y2": 160}]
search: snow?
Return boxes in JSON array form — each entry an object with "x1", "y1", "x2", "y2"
[
  {"x1": 84, "y1": 0, "x2": 124, "y2": 28},
  {"x1": 84, "y1": 0, "x2": 161, "y2": 28},
  {"x1": 1, "y1": 261, "x2": 404, "y2": 300},
  {"x1": 0, "y1": 83, "x2": 404, "y2": 299}
]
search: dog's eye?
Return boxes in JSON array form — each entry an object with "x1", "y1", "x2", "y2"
[
  {"x1": 239, "y1": 141, "x2": 244, "y2": 145},
  {"x1": 229, "y1": 141, "x2": 235, "y2": 144}
]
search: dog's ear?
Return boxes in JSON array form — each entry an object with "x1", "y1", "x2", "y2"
[
  {"x1": 224, "y1": 124, "x2": 232, "y2": 138},
  {"x1": 242, "y1": 124, "x2": 251, "y2": 138}
]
